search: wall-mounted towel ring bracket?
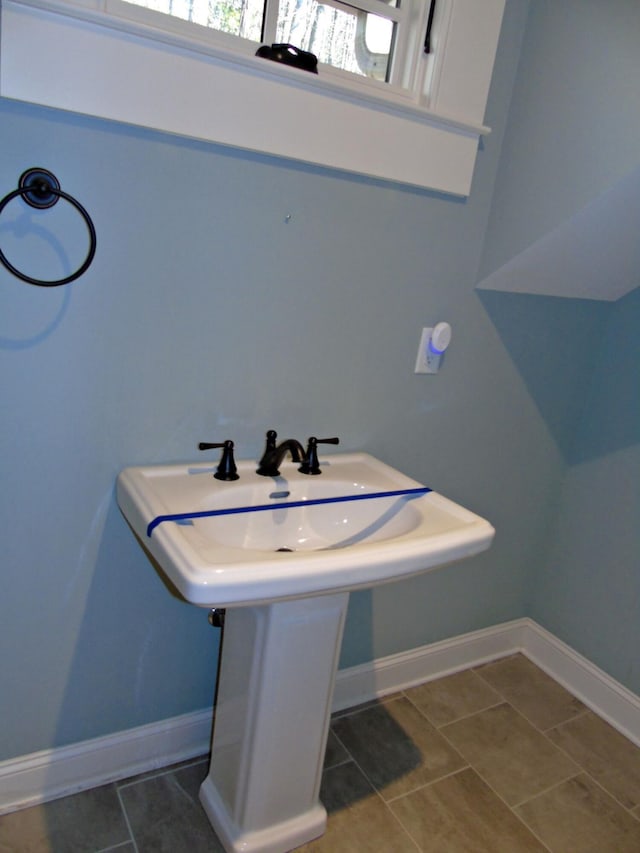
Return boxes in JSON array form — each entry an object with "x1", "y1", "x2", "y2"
[{"x1": 0, "y1": 168, "x2": 97, "y2": 287}]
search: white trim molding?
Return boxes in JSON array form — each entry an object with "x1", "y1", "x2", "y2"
[
  {"x1": 0, "y1": 0, "x2": 505, "y2": 195},
  {"x1": 2, "y1": 617, "x2": 639, "y2": 815},
  {"x1": 333, "y1": 617, "x2": 527, "y2": 710},
  {"x1": 0, "y1": 709, "x2": 212, "y2": 816},
  {"x1": 334, "y1": 618, "x2": 640, "y2": 750}
]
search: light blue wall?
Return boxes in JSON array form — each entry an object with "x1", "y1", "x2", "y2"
[
  {"x1": 530, "y1": 286, "x2": 640, "y2": 691},
  {"x1": 0, "y1": 1, "x2": 542, "y2": 761},
  {"x1": 477, "y1": 0, "x2": 640, "y2": 693},
  {"x1": 2, "y1": 0, "x2": 636, "y2": 765},
  {"x1": 479, "y1": 0, "x2": 640, "y2": 279}
]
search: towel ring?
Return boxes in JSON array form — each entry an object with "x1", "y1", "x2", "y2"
[{"x1": 0, "y1": 168, "x2": 97, "y2": 287}]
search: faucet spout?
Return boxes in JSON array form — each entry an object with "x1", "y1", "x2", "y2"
[{"x1": 257, "y1": 439, "x2": 305, "y2": 477}]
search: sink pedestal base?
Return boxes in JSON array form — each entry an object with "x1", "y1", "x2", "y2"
[{"x1": 200, "y1": 592, "x2": 350, "y2": 853}]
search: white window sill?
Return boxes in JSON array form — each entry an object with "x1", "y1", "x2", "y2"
[{"x1": 0, "y1": 0, "x2": 505, "y2": 195}]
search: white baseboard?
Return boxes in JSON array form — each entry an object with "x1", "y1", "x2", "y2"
[
  {"x1": 517, "y1": 620, "x2": 640, "y2": 748},
  {"x1": 332, "y1": 618, "x2": 529, "y2": 710},
  {"x1": 333, "y1": 618, "x2": 640, "y2": 749},
  {"x1": 2, "y1": 617, "x2": 639, "y2": 814},
  {"x1": 0, "y1": 709, "x2": 212, "y2": 815}
]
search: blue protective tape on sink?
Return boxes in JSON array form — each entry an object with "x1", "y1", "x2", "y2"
[{"x1": 146, "y1": 486, "x2": 431, "y2": 537}]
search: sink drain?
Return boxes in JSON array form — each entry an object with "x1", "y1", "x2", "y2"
[{"x1": 276, "y1": 547, "x2": 294, "y2": 552}]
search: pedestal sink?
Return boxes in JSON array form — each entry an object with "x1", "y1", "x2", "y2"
[{"x1": 117, "y1": 452, "x2": 494, "y2": 853}]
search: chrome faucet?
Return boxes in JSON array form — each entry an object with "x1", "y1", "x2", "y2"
[{"x1": 257, "y1": 433, "x2": 305, "y2": 477}]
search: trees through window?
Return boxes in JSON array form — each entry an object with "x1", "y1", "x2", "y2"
[{"x1": 120, "y1": 0, "x2": 410, "y2": 84}]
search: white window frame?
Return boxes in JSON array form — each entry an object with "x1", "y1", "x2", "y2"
[
  {"x1": 0, "y1": 0, "x2": 506, "y2": 195},
  {"x1": 106, "y1": 0, "x2": 427, "y2": 100}
]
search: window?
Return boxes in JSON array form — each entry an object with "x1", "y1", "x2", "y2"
[
  {"x1": 114, "y1": 0, "x2": 428, "y2": 97},
  {"x1": 121, "y1": 0, "x2": 265, "y2": 41},
  {"x1": 0, "y1": 0, "x2": 506, "y2": 194}
]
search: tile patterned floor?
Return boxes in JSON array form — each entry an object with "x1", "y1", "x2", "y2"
[{"x1": 2, "y1": 654, "x2": 640, "y2": 852}]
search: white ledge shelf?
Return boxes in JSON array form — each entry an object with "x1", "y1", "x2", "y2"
[
  {"x1": 0, "y1": 0, "x2": 505, "y2": 195},
  {"x1": 477, "y1": 166, "x2": 640, "y2": 301}
]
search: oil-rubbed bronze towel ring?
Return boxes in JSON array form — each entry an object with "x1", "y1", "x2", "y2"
[{"x1": 0, "y1": 168, "x2": 96, "y2": 287}]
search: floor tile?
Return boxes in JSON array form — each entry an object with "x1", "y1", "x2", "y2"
[
  {"x1": 332, "y1": 696, "x2": 466, "y2": 800},
  {"x1": 390, "y1": 767, "x2": 547, "y2": 852},
  {"x1": 331, "y1": 692, "x2": 402, "y2": 720},
  {"x1": 405, "y1": 669, "x2": 502, "y2": 727},
  {"x1": 324, "y1": 730, "x2": 350, "y2": 769},
  {"x1": 0, "y1": 784, "x2": 130, "y2": 853},
  {"x1": 119, "y1": 762, "x2": 224, "y2": 852},
  {"x1": 4, "y1": 662, "x2": 638, "y2": 852},
  {"x1": 296, "y1": 760, "x2": 417, "y2": 852},
  {"x1": 475, "y1": 654, "x2": 586, "y2": 730},
  {"x1": 515, "y1": 772, "x2": 640, "y2": 853},
  {"x1": 114, "y1": 755, "x2": 209, "y2": 788},
  {"x1": 547, "y1": 711, "x2": 640, "y2": 810},
  {"x1": 441, "y1": 702, "x2": 578, "y2": 806}
]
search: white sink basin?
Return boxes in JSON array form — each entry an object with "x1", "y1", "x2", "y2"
[
  {"x1": 117, "y1": 452, "x2": 494, "y2": 607},
  {"x1": 118, "y1": 450, "x2": 495, "y2": 852}
]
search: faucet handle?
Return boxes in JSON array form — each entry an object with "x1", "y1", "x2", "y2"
[
  {"x1": 299, "y1": 436, "x2": 340, "y2": 475},
  {"x1": 198, "y1": 439, "x2": 239, "y2": 481},
  {"x1": 257, "y1": 429, "x2": 278, "y2": 469},
  {"x1": 264, "y1": 430, "x2": 278, "y2": 452}
]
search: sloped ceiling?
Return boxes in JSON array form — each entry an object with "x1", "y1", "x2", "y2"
[
  {"x1": 476, "y1": 165, "x2": 640, "y2": 301},
  {"x1": 476, "y1": 0, "x2": 640, "y2": 303}
]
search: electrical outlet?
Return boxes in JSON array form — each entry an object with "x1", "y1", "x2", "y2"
[
  {"x1": 414, "y1": 327, "x2": 435, "y2": 374},
  {"x1": 414, "y1": 323, "x2": 452, "y2": 374}
]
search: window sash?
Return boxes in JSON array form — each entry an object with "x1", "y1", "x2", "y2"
[{"x1": 113, "y1": 0, "x2": 424, "y2": 94}]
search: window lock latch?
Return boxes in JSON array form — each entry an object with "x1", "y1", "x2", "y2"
[{"x1": 424, "y1": 0, "x2": 436, "y2": 54}]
